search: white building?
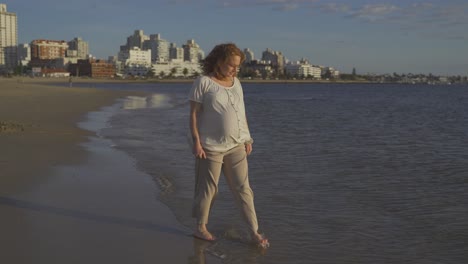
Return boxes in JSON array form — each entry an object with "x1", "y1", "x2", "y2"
[
  {"x1": 244, "y1": 48, "x2": 254, "y2": 63},
  {"x1": 144, "y1": 34, "x2": 170, "y2": 63},
  {"x1": 151, "y1": 60, "x2": 201, "y2": 78},
  {"x1": 285, "y1": 59, "x2": 321, "y2": 79},
  {"x1": 0, "y1": 4, "x2": 18, "y2": 72},
  {"x1": 118, "y1": 47, "x2": 152, "y2": 76},
  {"x1": 68, "y1": 37, "x2": 89, "y2": 59},
  {"x1": 183, "y1": 39, "x2": 204, "y2": 63},
  {"x1": 169, "y1": 43, "x2": 184, "y2": 61},
  {"x1": 261, "y1": 48, "x2": 285, "y2": 73},
  {"x1": 121, "y1": 30, "x2": 149, "y2": 51},
  {"x1": 322, "y1": 66, "x2": 340, "y2": 78},
  {"x1": 17, "y1": 43, "x2": 31, "y2": 66},
  {"x1": 310, "y1": 65, "x2": 322, "y2": 79}
]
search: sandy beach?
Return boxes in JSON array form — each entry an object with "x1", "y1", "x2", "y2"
[{"x1": 0, "y1": 77, "x2": 221, "y2": 263}]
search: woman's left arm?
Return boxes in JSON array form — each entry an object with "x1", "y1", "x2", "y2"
[
  {"x1": 244, "y1": 114, "x2": 253, "y2": 155},
  {"x1": 240, "y1": 83, "x2": 253, "y2": 155}
]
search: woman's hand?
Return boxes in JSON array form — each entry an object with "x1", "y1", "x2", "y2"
[
  {"x1": 245, "y1": 143, "x2": 253, "y2": 156},
  {"x1": 190, "y1": 101, "x2": 205, "y2": 159},
  {"x1": 193, "y1": 142, "x2": 206, "y2": 159}
]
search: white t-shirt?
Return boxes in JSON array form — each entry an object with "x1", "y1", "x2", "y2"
[{"x1": 189, "y1": 75, "x2": 253, "y2": 152}]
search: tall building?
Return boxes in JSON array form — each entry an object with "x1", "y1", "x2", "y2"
[
  {"x1": 17, "y1": 43, "x2": 31, "y2": 66},
  {"x1": 244, "y1": 48, "x2": 254, "y2": 63},
  {"x1": 68, "y1": 37, "x2": 89, "y2": 59},
  {"x1": 120, "y1": 30, "x2": 149, "y2": 51},
  {"x1": 144, "y1": 34, "x2": 170, "y2": 63},
  {"x1": 169, "y1": 43, "x2": 184, "y2": 61},
  {"x1": 182, "y1": 39, "x2": 204, "y2": 63},
  {"x1": 262, "y1": 48, "x2": 285, "y2": 74},
  {"x1": 0, "y1": 4, "x2": 18, "y2": 71}
]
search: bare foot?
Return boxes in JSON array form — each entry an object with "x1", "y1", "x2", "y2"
[
  {"x1": 252, "y1": 233, "x2": 269, "y2": 249},
  {"x1": 193, "y1": 230, "x2": 216, "y2": 242}
]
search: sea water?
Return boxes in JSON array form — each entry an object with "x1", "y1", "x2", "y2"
[{"x1": 74, "y1": 81, "x2": 468, "y2": 264}]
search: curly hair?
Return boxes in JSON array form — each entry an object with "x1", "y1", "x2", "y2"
[{"x1": 201, "y1": 43, "x2": 245, "y2": 77}]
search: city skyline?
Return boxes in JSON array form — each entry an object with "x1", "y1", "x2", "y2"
[{"x1": 6, "y1": 0, "x2": 468, "y2": 76}]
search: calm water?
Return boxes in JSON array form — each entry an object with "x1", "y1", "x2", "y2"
[{"x1": 80, "y1": 82, "x2": 468, "y2": 263}]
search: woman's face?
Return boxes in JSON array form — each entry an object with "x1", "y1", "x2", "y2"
[{"x1": 218, "y1": 55, "x2": 241, "y2": 78}]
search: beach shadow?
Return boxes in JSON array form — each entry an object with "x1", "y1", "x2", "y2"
[{"x1": 0, "y1": 196, "x2": 188, "y2": 236}]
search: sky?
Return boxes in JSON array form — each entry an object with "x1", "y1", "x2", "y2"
[{"x1": 5, "y1": 0, "x2": 468, "y2": 75}]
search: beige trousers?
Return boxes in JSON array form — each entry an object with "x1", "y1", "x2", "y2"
[{"x1": 192, "y1": 145, "x2": 259, "y2": 234}]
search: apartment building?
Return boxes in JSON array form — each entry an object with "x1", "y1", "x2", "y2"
[
  {"x1": 118, "y1": 47, "x2": 151, "y2": 76},
  {"x1": 285, "y1": 59, "x2": 321, "y2": 79},
  {"x1": 67, "y1": 37, "x2": 89, "y2": 59},
  {"x1": 151, "y1": 60, "x2": 201, "y2": 78},
  {"x1": 69, "y1": 59, "x2": 116, "y2": 78},
  {"x1": 0, "y1": 4, "x2": 18, "y2": 71},
  {"x1": 17, "y1": 43, "x2": 31, "y2": 66},
  {"x1": 262, "y1": 48, "x2": 285, "y2": 74},
  {"x1": 244, "y1": 48, "x2": 255, "y2": 63},
  {"x1": 169, "y1": 43, "x2": 184, "y2": 61},
  {"x1": 144, "y1": 34, "x2": 170, "y2": 63},
  {"x1": 183, "y1": 39, "x2": 204, "y2": 63},
  {"x1": 120, "y1": 30, "x2": 149, "y2": 51},
  {"x1": 30, "y1": 39, "x2": 68, "y2": 60}
]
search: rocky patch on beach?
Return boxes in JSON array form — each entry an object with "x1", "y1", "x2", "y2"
[{"x1": 0, "y1": 121, "x2": 26, "y2": 133}]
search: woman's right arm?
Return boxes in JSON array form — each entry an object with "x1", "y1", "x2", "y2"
[{"x1": 190, "y1": 101, "x2": 206, "y2": 159}]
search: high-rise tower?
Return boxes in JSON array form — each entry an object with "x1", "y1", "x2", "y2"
[
  {"x1": 182, "y1": 39, "x2": 204, "y2": 63},
  {"x1": 0, "y1": 4, "x2": 18, "y2": 72},
  {"x1": 262, "y1": 48, "x2": 285, "y2": 74},
  {"x1": 145, "y1": 34, "x2": 170, "y2": 63},
  {"x1": 244, "y1": 48, "x2": 254, "y2": 63},
  {"x1": 68, "y1": 37, "x2": 89, "y2": 59},
  {"x1": 120, "y1": 30, "x2": 149, "y2": 52}
]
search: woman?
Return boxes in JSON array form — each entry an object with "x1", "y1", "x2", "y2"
[{"x1": 188, "y1": 43, "x2": 269, "y2": 248}]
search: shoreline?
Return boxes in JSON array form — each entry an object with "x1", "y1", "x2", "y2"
[
  {"x1": 0, "y1": 79, "x2": 221, "y2": 263},
  {"x1": 0, "y1": 78, "x2": 138, "y2": 193},
  {"x1": 4, "y1": 76, "x2": 372, "y2": 85},
  {"x1": 6, "y1": 75, "x2": 463, "y2": 86}
]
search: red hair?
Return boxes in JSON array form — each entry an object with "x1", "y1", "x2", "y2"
[{"x1": 201, "y1": 43, "x2": 245, "y2": 77}]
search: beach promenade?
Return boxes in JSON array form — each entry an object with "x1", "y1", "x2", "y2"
[{"x1": 0, "y1": 78, "x2": 220, "y2": 263}]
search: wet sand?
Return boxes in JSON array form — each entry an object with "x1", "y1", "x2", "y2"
[{"x1": 0, "y1": 78, "x2": 220, "y2": 263}]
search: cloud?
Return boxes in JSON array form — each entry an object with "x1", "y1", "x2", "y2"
[
  {"x1": 273, "y1": 3, "x2": 299, "y2": 11},
  {"x1": 314, "y1": 1, "x2": 468, "y2": 41},
  {"x1": 394, "y1": 2, "x2": 468, "y2": 41},
  {"x1": 419, "y1": 30, "x2": 468, "y2": 41},
  {"x1": 319, "y1": 3, "x2": 402, "y2": 23},
  {"x1": 319, "y1": 3, "x2": 350, "y2": 13},
  {"x1": 347, "y1": 4, "x2": 400, "y2": 22},
  {"x1": 426, "y1": 4, "x2": 468, "y2": 26},
  {"x1": 220, "y1": 0, "x2": 318, "y2": 11}
]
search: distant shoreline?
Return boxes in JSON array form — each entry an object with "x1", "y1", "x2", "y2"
[
  {"x1": 7, "y1": 76, "x2": 462, "y2": 86},
  {"x1": 6, "y1": 76, "x2": 372, "y2": 85}
]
